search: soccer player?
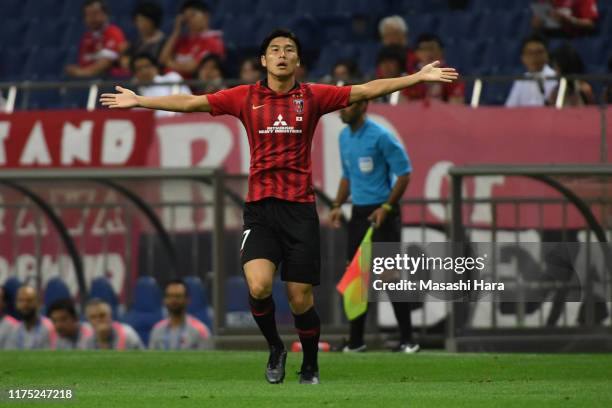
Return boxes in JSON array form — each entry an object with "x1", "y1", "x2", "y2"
[
  {"x1": 100, "y1": 29, "x2": 458, "y2": 384},
  {"x1": 6, "y1": 286, "x2": 57, "y2": 350},
  {"x1": 0, "y1": 287, "x2": 18, "y2": 349},
  {"x1": 149, "y1": 279, "x2": 212, "y2": 350},
  {"x1": 48, "y1": 299, "x2": 93, "y2": 350},
  {"x1": 329, "y1": 100, "x2": 418, "y2": 353},
  {"x1": 83, "y1": 299, "x2": 144, "y2": 350}
]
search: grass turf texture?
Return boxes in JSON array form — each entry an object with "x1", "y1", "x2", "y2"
[{"x1": 1, "y1": 351, "x2": 611, "y2": 407}]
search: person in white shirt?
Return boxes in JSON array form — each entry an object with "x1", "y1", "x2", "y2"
[
  {"x1": 506, "y1": 34, "x2": 557, "y2": 107},
  {"x1": 83, "y1": 299, "x2": 143, "y2": 350},
  {"x1": 5, "y1": 286, "x2": 57, "y2": 350},
  {"x1": 132, "y1": 53, "x2": 191, "y2": 117}
]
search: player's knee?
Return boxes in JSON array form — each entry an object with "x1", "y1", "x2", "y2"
[
  {"x1": 248, "y1": 282, "x2": 273, "y2": 299},
  {"x1": 287, "y1": 288, "x2": 313, "y2": 313}
]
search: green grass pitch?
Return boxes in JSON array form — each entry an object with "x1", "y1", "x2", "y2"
[{"x1": 1, "y1": 351, "x2": 611, "y2": 407}]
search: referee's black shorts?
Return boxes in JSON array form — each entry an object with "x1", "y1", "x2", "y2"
[
  {"x1": 347, "y1": 203, "x2": 401, "y2": 261},
  {"x1": 240, "y1": 198, "x2": 321, "y2": 285}
]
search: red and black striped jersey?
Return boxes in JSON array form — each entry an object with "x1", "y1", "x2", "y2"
[{"x1": 207, "y1": 80, "x2": 352, "y2": 202}]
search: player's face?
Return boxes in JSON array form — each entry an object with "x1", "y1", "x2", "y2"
[
  {"x1": 16, "y1": 287, "x2": 38, "y2": 320},
  {"x1": 133, "y1": 58, "x2": 158, "y2": 83},
  {"x1": 83, "y1": 3, "x2": 108, "y2": 31},
  {"x1": 340, "y1": 102, "x2": 366, "y2": 124},
  {"x1": 522, "y1": 41, "x2": 548, "y2": 73},
  {"x1": 86, "y1": 305, "x2": 112, "y2": 331},
  {"x1": 261, "y1": 37, "x2": 300, "y2": 79},
  {"x1": 50, "y1": 310, "x2": 78, "y2": 338},
  {"x1": 164, "y1": 284, "x2": 188, "y2": 315}
]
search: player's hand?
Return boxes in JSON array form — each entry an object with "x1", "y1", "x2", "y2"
[
  {"x1": 99, "y1": 86, "x2": 139, "y2": 109},
  {"x1": 418, "y1": 61, "x2": 459, "y2": 83},
  {"x1": 329, "y1": 207, "x2": 343, "y2": 228},
  {"x1": 368, "y1": 207, "x2": 388, "y2": 229}
]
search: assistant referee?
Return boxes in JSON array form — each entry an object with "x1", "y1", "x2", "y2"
[{"x1": 329, "y1": 100, "x2": 419, "y2": 353}]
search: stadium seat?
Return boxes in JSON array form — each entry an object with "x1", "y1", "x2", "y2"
[
  {"x1": 183, "y1": 276, "x2": 212, "y2": 331},
  {"x1": 107, "y1": 0, "x2": 139, "y2": 18},
  {"x1": 43, "y1": 278, "x2": 72, "y2": 313},
  {"x1": 23, "y1": 20, "x2": 73, "y2": 49},
  {"x1": 313, "y1": 43, "x2": 359, "y2": 78},
  {"x1": 572, "y1": 37, "x2": 607, "y2": 67},
  {"x1": 214, "y1": 0, "x2": 253, "y2": 17},
  {"x1": 357, "y1": 41, "x2": 381, "y2": 78},
  {"x1": 89, "y1": 277, "x2": 119, "y2": 319},
  {"x1": 0, "y1": 48, "x2": 31, "y2": 81},
  {"x1": 255, "y1": 0, "x2": 295, "y2": 17},
  {"x1": 2, "y1": 276, "x2": 22, "y2": 319},
  {"x1": 404, "y1": 13, "x2": 440, "y2": 39},
  {"x1": 438, "y1": 11, "x2": 481, "y2": 41},
  {"x1": 222, "y1": 15, "x2": 262, "y2": 48},
  {"x1": 319, "y1": 15, "x2": 352, "y2": 45},
  {"x1": 1, "y1": 0, "x2": 28, "y2": 18},
  {"x1": 335, "y1": 0, "x2": 390, "y2": 17},
  {"x1": 22, "y1": 0, "x2": 67, "y2": 19},
  {"x1": 122, "y1": 276, "x2": 163, "y2": 345},
  {"x1": 296, "y1": 0, "x2": 329, "y2": 17}
]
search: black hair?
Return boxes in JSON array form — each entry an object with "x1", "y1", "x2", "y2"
[
  {"x1": 83, "y1": 0, "x2": 108, "y2": 13},
  {"x1": 180, "y1": 0, "x2": 210, "y2": 14},
  {"x1": 376, "y1": 45, "x2": 406, "y2": 68},
  {"x1": 133, "y1": 1, "x2": 163, "y2": 29},
  {"x1": 333, "y1": 59, "x2": 361, "y2": 78},
  {"x1": 416, "y1": 33, "x2": 444, "y2": 49},
  {"x1": 131, "y1": 52, "x2": 159, "y2": 71},
  {"x1": 47, "y1": 298, "x2": 78, "y2": 320},
  {"x1": 165, "y1": 279, "x2": 189, "y2": 296},
  {"x1": 259, "y1": 28, "x2": 302, "y2": 59},
  {"x1": 521, "y1": 33, "x2": 548, "y2": 53},
  {"x1": 551, "y1": 44, "x2": 585, "y2": 75},
  {"x1": 608, "y1": 56, "x2": 612, "y2": 73},
  {"x1": 198, "y1": 53, "x2": 225, "y2": 76}
]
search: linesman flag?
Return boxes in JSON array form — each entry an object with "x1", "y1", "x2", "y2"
[{"x1": 336, "y1": 226, "x2": 373, "y2": 321}]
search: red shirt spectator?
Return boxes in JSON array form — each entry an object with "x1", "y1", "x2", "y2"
[
  {"x1": 160, "y1": 0, "x2": 225, "y2": 78},
  {"x1": 66, "y1": 0, "x2": 127, "y2": 78},
  {"x1": 532, "y1": 0, "x2": 598, "y2": 36}
]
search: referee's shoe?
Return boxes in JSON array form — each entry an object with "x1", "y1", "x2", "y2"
[{"x1": 266, "y1": 346, "x2": 287, "y2": 384}]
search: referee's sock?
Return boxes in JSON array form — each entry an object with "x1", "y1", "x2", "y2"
[
  {"x1": 249, "y1": 294, "x2": 284, "y2": 349},
  {"x1": 391, "y1": 301, "x2": 414, "y2": 344},
  {"x1": 294, "y1": 307, "x2": 320, "y2": 372}
]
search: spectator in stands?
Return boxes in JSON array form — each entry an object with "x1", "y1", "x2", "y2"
[
  {"x1": 48, "y1": 299, "x2": 93, "y2": 350},
  {"x1": 531, "y1": 0, "x2": 599, "y2": 37},
  {"x1": 378, "y1": 16, "x2": 417, "y2": 74},
  {"x1": 122, "y1": 1, "x2": 167, "y2": 71},
  {"x1": 5, "y1": 286, "x2": 57, "y2": 350},
  {"x1": 405, "y1": 34, "x2": 465, "y2": 105},
  {"x1": 374, "y1": 46, "x2": 408, "y2": 103},
  {"x1": 506, "y1": 34, "x2": 557, "y2": 107},
  {"x1": 323, "y1": 59, "x2": 362, "y2": 84},
  {"x1": 196, "y1": 54, "x2": 226, "y2": 94},
  {"x1": 83, "y1": 298, "x2": 143, "y2": 350},
  {"x1": 132, "y1": 53, "x2": 191, "y2": 117},
  {"x1": 547, "y1": 44, "x2": 594, "y2": 106},
  {"x1": 65, "y1": 0, "x2": 128, "y2": 78},
  {"x1": 239, "y1": 58, "x2": 264, "y2": 84},
  {"x1": 0, "y1": 287, "x2": 18, "y2": 349},
  {"x1": 149, "y1": 279, "x2": 211, "y2": 350},
  {"x1": 159, "y1": 0, "x2": 225, "y2": 78}
]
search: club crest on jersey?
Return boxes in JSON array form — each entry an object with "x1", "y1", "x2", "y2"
[{"x1": 293, "y1": 99, "x2": 304, "y2": 114}]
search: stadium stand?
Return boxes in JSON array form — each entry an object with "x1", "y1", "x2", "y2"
[
  {"x1": 2, "y1": 277, "x2": 22, "y2": 319},
  {"x1": 43, "y1": 278, "x2": 72, "y2": 314},
  {"x1": 122, "y1": 276, "x2": 164, "y2": 344},
  {"x1": 89, "y1": 277, "x2": 120, "y2": 320},
  {"x1": 183, "y1": 276, "x2": 213, "y2": 331}
]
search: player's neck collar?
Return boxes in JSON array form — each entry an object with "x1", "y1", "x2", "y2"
[{"x1": 260, "y1": 78, "x2": 300, "y2": 93}]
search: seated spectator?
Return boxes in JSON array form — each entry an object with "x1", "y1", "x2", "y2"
[
  {"x1": 149, "y1": 279, "x2": 211, "y2": 350},
  {"x1": 378, "y1": 15, "x2": 417, "y2": 74},
  {"x1": 132, "y1": 53, "x2": 191, "y2": 117},
  {"x1": 322, "y1": 59, "x2": 362, "y2": 84},
  {"x1": 239, "y1": 57, "x2": 264, "y2": 84},
  {"x1": 374, "y1": 45, "x2": 408, "y2": 103},
  {"x1": 506, "y1": 34, "x2": 557, "y2": 107},
  {"x1": 196, "y1": 54, "x2": 226, "y2": 93},
  {"x1": 405, "y1": 34, "x2": 465, "y2": 105},
  {"x1": 547, "y1": 44, "x2": 594, "y2": 106},
  {"x1": 160, "y1": 0, "x2": 225, "y2": 78},
  {"x1": 531, "y1": 0, "x2": 599, "y2": 37},
  {"x1": 48, "y1": 299, "x2": 93, "y2": 350},
  {"x1": 0, "y1": 287, "x2": 18, "y2": 349},
  {"x1": 121, "y1": 1, "x2": 167, "y2": 71},
  {"x1": 5, "y1": 286, "x2": 57, "y2": 350},
  {"x1": 65, "y1": 0, "x2": 128, "y2": 78},
  {"x1": 83, "y1": 298, "x2": 143, "y2": 350}
]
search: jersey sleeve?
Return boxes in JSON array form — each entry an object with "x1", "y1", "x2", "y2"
[
  {"x1": 378, "y1": 131, "x2": 412, "y2": 176},
  {"x1": 100, "y1": 26, "x2": 126, "y2": 60},
  {"x1": 206, "y1": 85, "x2": 249, "y2": 117},
  {"x1": 310, "y1": 84, "x2": 352, "y2": 115},
  {"x1": 577, "y1": 0, "x2": 598, "y2": 20}
]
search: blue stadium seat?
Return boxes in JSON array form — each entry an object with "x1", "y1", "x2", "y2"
[
  {"x1": 572, "y1": 37, "x2": 607, "y2": 67},
  {"x1": 319, "y1": 15, "x2": 352, "y2": 45},
  {"x1": 481, "y1": 82, "x2": 513, "y2": 106},
  {"x1": 313, "y1": 43, "x2": 359, "y2": 78},
  {"x1": 357, "y1": 41, "x2": 381, "y2": 78},
  {"x1": 438, "y1": 11, "x2": 481, "y2": 42},
  {"x1": 214, "y1": 0, "x2": 253, "y2": 16},
  {"x1": 2, "y1": 276, "x2": 22, "y2": 319},
  {"x1": 183, "y1": 276, "x2": 212, "y2": 331},
  {"x1": 286, "y1": 15, "x2": 321, "y2": 52},
  {"x1": 445, "y1": 39, "x2": 483, "y2": 74},
  {"x1": 1, "y1": 0, "x2": 28, "y2": 18},
  {"x1": 24, "y1": 20, "x2": 72, "y2": 49},
  {"x1": 0, "y1": 48, "x2": 31, "y2": 81},
  {"x1": 107, "y1": 0, "x2": 139, "y2": 18},
  {"x1": 222, "y1": 15, "x2": 261, "y2": 48},
  {"x1": 62, "y1": 20, "x2": 86, "y2": 49},
  {"x1": 335, "y1": 0, "x2": 390, "y2": 16},
  {"x1": 0, "y1": 21, "x2": 31, "y2": 49},
  {"x1": 28, "y1": 90, "x2": 64, "y2": 110},
  {"x1": 23, "y1": 0, "x2": 67, "y2": 19},
  {"x1": 89, "y1": 277, "x2": 119, "y2": 319},
  {"x1": 255, "y1": 0, "x2": 295, "y2": 17},
  {"x1": 43, "y1": 278, "x2": 72, "y2": 313},
  {"x1": 23, "y1": 47, "x2": 68, "y2": 80},
  {"x1": 296, "y1": 0, "x2": 329, "y2": 17},
  {"x1": 122, "y1": 276, "x2": 163, "y2": 345},
  {"x1": 405, "y1": 13, "x2": 440, "y2": 39}
]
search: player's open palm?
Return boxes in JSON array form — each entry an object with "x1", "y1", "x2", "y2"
[
  {"x1": 100, "y1": 86, "x2": 138, "y2": 109},
  {"x1": 418, "y1": 61, "x2": 458, "y2": 83}
]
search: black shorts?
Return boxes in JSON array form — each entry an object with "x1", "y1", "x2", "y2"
[
  {"x1": 241, "y1": 198, "x2": 321, "y2": 285},
  {"x1": 347, "y1": 203, "x2": 401, "y2": 261}
]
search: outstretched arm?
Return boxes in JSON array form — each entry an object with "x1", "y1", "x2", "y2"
[
  {"x1": 349, "y1": 61, "x2": 458, "y2": 103},
  {"x1": 99, "y1": 86, "x2": 211, "y2": 112}
]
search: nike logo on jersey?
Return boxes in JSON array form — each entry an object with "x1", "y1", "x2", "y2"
[{"x1": 252, "y1": 104, "x2": 265, "y2": 110}]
